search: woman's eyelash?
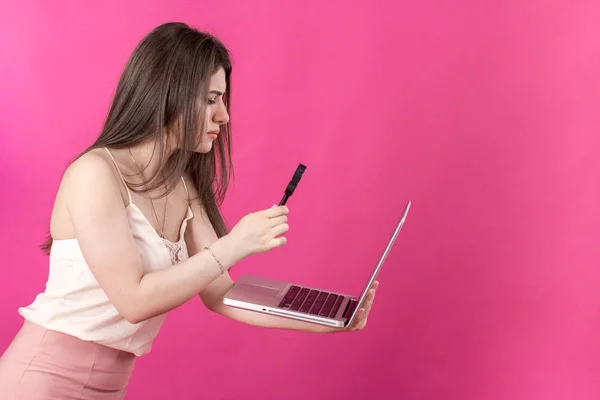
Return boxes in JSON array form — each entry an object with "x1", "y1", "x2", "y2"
[{"x1": 208, "y1": 98, "x2": 217, "y2": 105}]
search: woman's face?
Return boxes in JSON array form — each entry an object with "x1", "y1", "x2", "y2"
[{"x1": 195, "y1": 67, "x2": 229, "y2": 153}]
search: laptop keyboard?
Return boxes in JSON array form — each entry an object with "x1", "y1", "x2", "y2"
[{"x1": 277, "y1": 286, "x2": 345, "y2": 318}]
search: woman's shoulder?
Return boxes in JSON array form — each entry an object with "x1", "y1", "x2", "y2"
[
  {"x1": 65, "y1": 148, "x2": 119, "y2": 183},
  {"x1": 61, "y1": 148, "x2": 126, "y2": 203},
  {"x1": 50, "y1": 148, "x2": 128, "y2": 240}
]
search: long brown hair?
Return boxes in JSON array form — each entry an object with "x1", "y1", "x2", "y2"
[{"x1": 41, "y1": 22, "x2": 233, "y2": 254}]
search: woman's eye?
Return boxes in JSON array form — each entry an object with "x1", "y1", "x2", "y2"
[{"x1": 208, "y1": 98, "x2": 217, "y2": 105}]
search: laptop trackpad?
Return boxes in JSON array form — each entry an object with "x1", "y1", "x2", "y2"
[{"x1": 236, "y1": 283, "x2": 280, "y2": 298}]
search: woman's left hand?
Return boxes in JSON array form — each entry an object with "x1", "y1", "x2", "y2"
[{"x1": 326, "y1": 280, "x2": 379, "y2": 333}]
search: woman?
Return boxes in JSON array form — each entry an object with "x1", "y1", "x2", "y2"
[{"x1": 0, "y1": 22, "x2": 378, "y2": 399}]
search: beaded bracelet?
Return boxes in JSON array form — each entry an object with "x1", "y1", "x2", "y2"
[{"x1": 204, "y1": 246, "x2": 225, "y2": 274}]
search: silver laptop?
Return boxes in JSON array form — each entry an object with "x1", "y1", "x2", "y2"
[{"x1": 223, "y1": 201, "x2": 411, "y2": 328}]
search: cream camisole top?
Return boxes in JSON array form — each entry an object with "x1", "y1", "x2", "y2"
[{"x1": 19, "y1": 148, "x2": 193, "y2": 356}]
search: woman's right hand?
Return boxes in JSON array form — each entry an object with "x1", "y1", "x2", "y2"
[{"x1": 228, "y1": 205, "x2": 290, "y2": 257}]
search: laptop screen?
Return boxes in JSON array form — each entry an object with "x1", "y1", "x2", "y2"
[{"x1": 346, "y1": 201, "x2": 411, "y2": 327}]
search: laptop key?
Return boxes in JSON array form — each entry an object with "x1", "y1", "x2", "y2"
[
  {"x1": 299, "y1": 290, "x2": 319, "y2": 313},
  {"x1": 343, "y1": 299, "x2": 359, "y2": 318},
  {"x1": 329, "y1": 295, "x2": 344, "y2": 318},
  {"x1": 319, "y1": 294, "x2": 338, "y2": 317},
  {"x1": 290, "y1": 288, "x2": 310, "y2": 311},
  {"x1": 308, "y1": 292, "x2": 329, "y2": 315},
  {"x1": 278, "y1": 285, "x2": 301, "y2": 308}
]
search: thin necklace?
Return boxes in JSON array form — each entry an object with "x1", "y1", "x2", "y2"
[{"x1": 128, "y1": 148, "x2": 168, "y2": 239}]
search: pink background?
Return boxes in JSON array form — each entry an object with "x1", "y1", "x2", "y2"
[{"x1": 1, "y1": 1, "x2": 599, "y2": 399}]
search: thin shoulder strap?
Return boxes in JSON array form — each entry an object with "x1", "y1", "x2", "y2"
[
  {"x1": 104, "y1": 147, "x2": 133, "y2": 205},
  {"x1": 181, "y1": 176, "x2": 190, "y2": 203}
]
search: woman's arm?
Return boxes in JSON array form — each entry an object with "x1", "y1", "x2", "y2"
[
  {"x1": 199, "y1": 272, "x2": 378, "y2": 333},
  {"x1": 65, "y1": 152, "x2": 247, "y2": 324},
  {"x1": 184, "y1": 184, "x2": 377, "y2": 333},
  {"x1": 200, "y1": 272, "x2": 334, "y2": 333}
]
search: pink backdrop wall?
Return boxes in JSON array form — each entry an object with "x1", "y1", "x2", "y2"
[{"x1": 1, "y1": 1, "x2": 599, "y2": 399}]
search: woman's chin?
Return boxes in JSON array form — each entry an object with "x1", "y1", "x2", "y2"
[{"x1": 194, "y1": 141, "x2": 214, "y2": 154}]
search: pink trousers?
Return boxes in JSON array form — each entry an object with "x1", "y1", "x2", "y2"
[{"x1": 0, "y1": 320, "x2": 136, "y2": 399}]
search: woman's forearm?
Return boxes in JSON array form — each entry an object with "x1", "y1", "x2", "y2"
[
  {"x1": 130, "y1": 234, "x2": 244, "y2": 323},
  {"x1": 203, "y1": 277, "x2": 337, "y2": 334},
  {"x1": 214, "y1": 303, "x2": 336, "y2": 334}
]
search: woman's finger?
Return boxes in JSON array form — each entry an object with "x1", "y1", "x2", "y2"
[
  {"x1": 270, "y1": 223, "x2": 290, "y2": 237},
  {"x1": 262, "y1": 205, "x2": 289, "y2": 218},
  {"x1": 268, "y1": 236, "x2": 287, "y2": 249},
  {"x1": 363, "y1": 289, "x2": 376, "y2": 312},
  {"x1": 270, "y1": 215, "x2": 288, "y2": 227},
  {"x1": 352, "y1": 309, "x2": 367, "y2": 330}
]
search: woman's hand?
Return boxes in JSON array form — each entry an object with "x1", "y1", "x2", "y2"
[
  {"x1": 325, "y1": 281, "x2": 379, "y2": 333},
  {"x1": 346, "y1": 281, "x2": 379, "y2": 331},
  {"x1": 228, "y1": 205, "x2": 290, "y2": 258}
]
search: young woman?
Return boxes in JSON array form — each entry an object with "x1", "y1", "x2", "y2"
[{"x1": 0, "y1": 22, "x2": 378, "y2": 399}]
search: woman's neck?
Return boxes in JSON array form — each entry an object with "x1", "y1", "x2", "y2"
[{"x1": 114, "y1": 139, "x2": 176, "y2": 182}]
